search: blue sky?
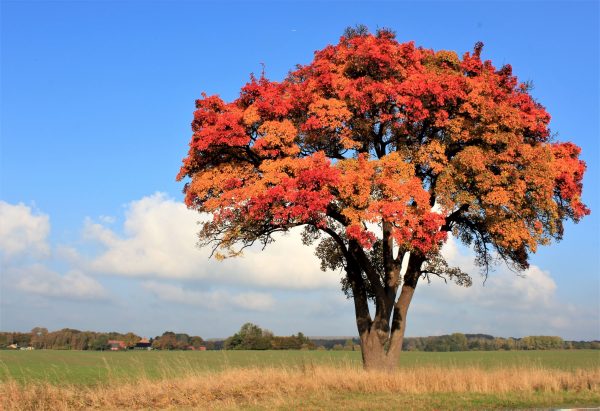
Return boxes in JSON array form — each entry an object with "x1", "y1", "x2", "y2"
[{"x1": 1, "y1": 1, "x2": 598, "y2": 340}]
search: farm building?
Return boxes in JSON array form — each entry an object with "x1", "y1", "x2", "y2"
[
  {"x1": 108, "y1": 340, "x2": 127, "y2": 351},
  {"x1": 134, "y1": 338, "x2": 152, "y2": 350}
]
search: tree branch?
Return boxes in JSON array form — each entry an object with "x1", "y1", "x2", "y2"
[
  {"x1": 440, "y1": 204, "x2": 469, "y2": 232},
  {"x1": 320, "y1": 226, "x2": 372, "y2": 334}
]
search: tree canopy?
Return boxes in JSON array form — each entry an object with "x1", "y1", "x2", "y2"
[
  {"x1": 178, "y1": 29, "x2": 587, "y2": 271},
  {"x1": 177, "y1": 27, "x2": 588, "y2": 370}
]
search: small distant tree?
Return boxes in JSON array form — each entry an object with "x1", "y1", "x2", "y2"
[
  {"x1": 122, "y1": 332, "x2": 141, "y2": 349},
  {"x1": 92, "y1": 334, "x2": 109, "y2": 351},
  {"x1": 174, "y1": 333, "x2": 190, "y2": 349},
  {"x1": 30, "y1": 327, "x2": 48, "y2": 349},
  {"x1": 449, "y1": 333, "x2": 468, "y2": 351},
  {"x1": 224, "y1": 323, "x2": 273, "y2": 350},
  {"x1": 178, "y1": 27, "x2": 589, "y2": 370},
  {"x1": 153, "y1": 332, "x2": 178, "y2": 350},
  {"x1": 190, "y1": 336, "x2": 205, "y2": 349}
]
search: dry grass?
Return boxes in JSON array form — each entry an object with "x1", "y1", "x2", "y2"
[{"x1": 2, "y1": 364, "x2": 599, "y2": 410}]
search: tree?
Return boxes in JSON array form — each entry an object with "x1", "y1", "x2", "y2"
[
  {"x1": 177, "y1": 27, "x2": 589, "y2": 370},
  {"x1": 30, "y1": 327, "x2": 48, "y2": 349},
  {"x1": 152, "y1": 332, "x2": 178, "y2": 350},
  {"x1": 123, "y1": 332, "x2": 141, "y2": 348},
  {"x1": 190, "y1": 336, "x2": 205, "y2": 349},
  {"x1": 91, "y1": 334, "x2": 109, "y2": 351},
  {"x1": 224, "y1": 323, "x2": 273, "y2": 350}
]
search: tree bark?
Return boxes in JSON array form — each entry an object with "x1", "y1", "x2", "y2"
[
  {"x1": 355, "y1": 255, "x2": 422, "y2": 371},
  {"x1": 321, "y1": 214, "x2": 423, "y2": 371},
  {"x1": 360, "y1": 328, "x2": 396, "y2": 371}
]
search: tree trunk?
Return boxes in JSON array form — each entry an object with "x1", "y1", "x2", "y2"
[
  {"x1": 360, "y1": 329, "x2": 397, "y2": 371},
  {"x1": 329, "y1": 223, "x2": 422, "y2": 371},
  {"x1": 356, "y1": 265, "x2": 420, "y2": 372}
]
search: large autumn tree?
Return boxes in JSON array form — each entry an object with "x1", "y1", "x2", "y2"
[{"x1": 177, "y1": 27, "x2": 589, "y2": 370}]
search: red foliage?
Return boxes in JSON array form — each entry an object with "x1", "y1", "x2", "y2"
[{"x1": 178, "y1": 31, "x2": 588, "y2": 263}]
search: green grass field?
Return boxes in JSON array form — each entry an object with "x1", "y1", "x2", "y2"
[
  {"x1": 1, "y1": 350, "x2": 599, "y2": 410},
  {"x1": 1, "y1": 349, "x2": 598, "y2": 386}
]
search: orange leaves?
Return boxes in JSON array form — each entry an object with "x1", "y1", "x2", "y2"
[
  {"x1": 431, "y1": 50, "x2": 461, "y2": 71},
  {"x1": 242, "y1": 105, "x2": 260, "y2": 126},
  {"x1": 305, "y1": 98, "x2": 356, "y2": 149},
  {"x1": 454, "y1": 146, "x2": 488, "y2": 173},
  {"x1": 254, "y1": 120, "x2": 300, "y2": 158},
  {"x1": 188, "y1": 162, "x2": 256, "y2": 208},
  {"x1": 332, "y1": 152, "x2": 445, "y2": 253},
  {"x1": 336, "y1": 154, "x2": 375, "y2": 213},
  {"x1": 177, "y1": 29, "x2": 588, "y2": 264},
  {"x1": 376, "y1": 151, "x2": 415, "y2": 194},
  {"x1": 308, "y1": 98, "x2": 351, "y2": 128},
  {"x1": 193, "y1": 152, "x2": 339, "y2": 230},
  {"x1": 482, "y1": 189, "x2": 511, "y2": 207},
  {"x1": 416, "y1": 140, "x2": 447, "y2": 174}
]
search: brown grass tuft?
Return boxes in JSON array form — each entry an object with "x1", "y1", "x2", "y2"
[{"x1": 2, "y1": 365, "x2": 599, "y2": 410}]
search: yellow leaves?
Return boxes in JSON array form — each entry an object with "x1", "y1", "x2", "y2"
[{"x1": 434, "y1": 50, "x2": 460, "y2": 70}]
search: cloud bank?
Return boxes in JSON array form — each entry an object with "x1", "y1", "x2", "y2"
[
  {"x1": 0, "y1": 201, "x2": 50, "y2": 260},
  {"x1": 0, "y1": 194, "x2": 597, "y2": 339},
  {"x1": 83, "y1": 193, "x2": 340, "y2": 290},
  {"x1": 1, "y1": 201, "x2": 109, "y2": 302}
]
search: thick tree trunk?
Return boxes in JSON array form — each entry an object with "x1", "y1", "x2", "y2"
[
  {"x1": 356, "y1": 261, "x2": 420, "y2": 372},
  {"x1": 360, "y1": 330, "x2": 396, "y2": 371},
  {"x1": 322, "y1": 220, "x2": 422, "y2": 372}
]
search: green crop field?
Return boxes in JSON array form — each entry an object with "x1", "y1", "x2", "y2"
[{"x1": 1, "y1": 349, "x2": 598, "y2": 386}]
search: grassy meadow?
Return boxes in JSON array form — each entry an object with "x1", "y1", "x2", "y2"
[{"x1": 1, "y1": 349, "x2": 599, "y2": 410}]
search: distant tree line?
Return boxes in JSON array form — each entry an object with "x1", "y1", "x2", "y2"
[
  {"x1": 1, "y1": 327, "x2": 598, "y2": 351},
  {"x1": 402, "y1": 333, "x2": 600, "y2": 351},
  {"x1": 0, "y1": 327, "x2": 142, "y2": 350}
]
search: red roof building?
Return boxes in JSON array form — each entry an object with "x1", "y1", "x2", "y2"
[{"x1": 108, "y1": 340, "x2": 127, "y2": 350}]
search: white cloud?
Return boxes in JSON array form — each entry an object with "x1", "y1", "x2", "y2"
[
  {"x1": 0, "y1": 202, "x2": 109, "y2": 302},
  {"x1": 142, "y1": 280, "x2": 274, "y2": 311},
  {"x1": 408, "y1": 236, "x2": 587, "y2": 337},
  {"x1": 0, "y1": 201, "x2": 50, "y2": 261},
  {"x1": 432, "y1": 237, "x2": 557, "y2": 309},
  {"x1": 0, "y1": 197, "x2": 595, "y2": 340},
  {"x1": 14, "y1": 264, "x2": 108, "y2": 300},
  {"x1": 83, "y1": 192, "x2": 341, "y2": 289}
]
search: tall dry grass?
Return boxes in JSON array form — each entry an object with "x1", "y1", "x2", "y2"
[{"x1": 2, "y1": 364, "x2": 599, "y2": 410}]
